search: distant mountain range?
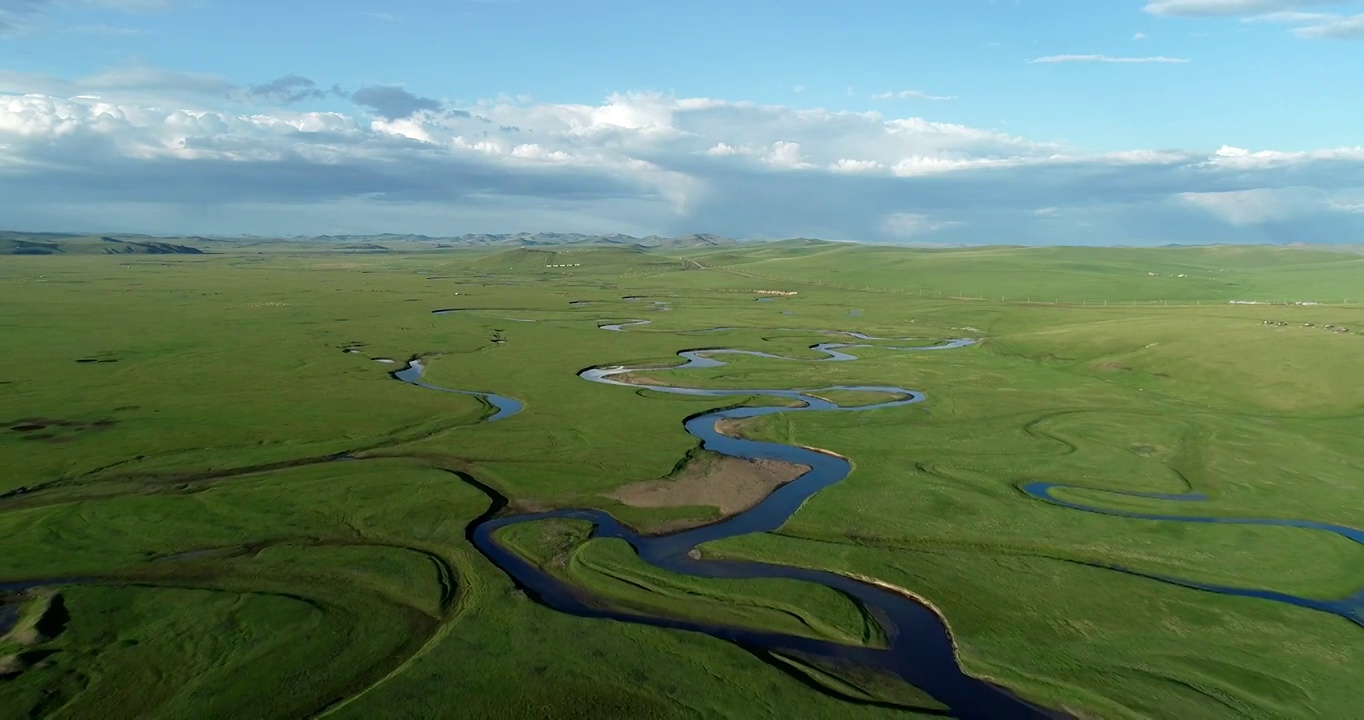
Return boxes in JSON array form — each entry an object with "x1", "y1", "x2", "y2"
[
  {"x1": 1, "y1": 233, "x2": 205, "y2": 256},
  {"x1": 3, "y1": 230, "x2": 1362, "y2": 255},
  {"x1": 0, "y1": 230, "x2": 742, "y2": 254},
  {"x1": 306, "y1": 232, "x2": 739, "y2": 249}
]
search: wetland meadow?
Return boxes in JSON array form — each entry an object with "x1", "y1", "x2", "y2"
[{"x1": 4, "y1": 240, "x2": 1364, "y2": 718}]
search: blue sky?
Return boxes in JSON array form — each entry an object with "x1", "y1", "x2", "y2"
[{"x1": 2, "y1": 0, "x2": 1362, "y2": 243}]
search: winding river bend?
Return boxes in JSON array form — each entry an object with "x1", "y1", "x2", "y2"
[
  {"x1": 388, "y1": 316, "x2": 1364, "y2": 714},
  {"x1": 393, "y1": 334, "x2": 1060, "y2": 717},
  {"x1": 1022, "y1": 482, "x2": 1364, "y2": 627},
  {"x1": 391, "y1": 359, "x2": 522, "y2": 422}
]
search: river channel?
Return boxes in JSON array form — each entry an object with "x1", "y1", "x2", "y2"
[
  {"x1": 392, "y1": 333, "x2": 1063, "y2": 717},
  {"x1": 1021, "y1": 482, "x2": 1364, "y2": 627}
]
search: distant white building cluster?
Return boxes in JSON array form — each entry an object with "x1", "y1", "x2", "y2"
[{"x1": 546, "y1": 264, "x2": 581, "y2": 268}]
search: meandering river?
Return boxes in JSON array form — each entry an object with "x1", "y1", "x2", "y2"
[
  {"x1": 401, "y1": 313, "x2": 1364, "y2": 714},
  {"x1": 15, "y1": 316, "x2": 1354, "y2": 716},
  {"x1": 6, "y1": 309, "x2": 1357, "y2": 716},
  {"x1": 392, "y1": 334, "x2": 1064, "y2": 717}
]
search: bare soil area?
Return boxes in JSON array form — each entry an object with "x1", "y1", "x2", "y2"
[
  {"x1": 714, "y1": 418, "x2": 751, "y2": 438},
  {"x1": 607, "y1": 454, "x2": 810, "y2": 518}
]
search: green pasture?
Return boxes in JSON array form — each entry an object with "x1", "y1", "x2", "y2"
[
  {"x1": 693, "y1": 242, "x2": 1364, "y2": 305},
  {"x1": 3, "y1": 243, "x2": 1363, "y2": 717}
]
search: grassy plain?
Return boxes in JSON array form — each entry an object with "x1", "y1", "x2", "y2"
[{"x1": 2, "y1": 242, "x2": 1363, "y2": 718}]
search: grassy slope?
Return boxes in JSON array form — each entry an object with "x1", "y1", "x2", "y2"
[{"x1": 2, "y1": 244, "x2": 1362, "y2": 717}]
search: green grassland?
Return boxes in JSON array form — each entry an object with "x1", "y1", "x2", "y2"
[
  {"x1": 694, "y1": 242, "x2": 1364, "y2": 305},
  {"x1": 2, "y1": 242, "x2": 1363, "y2": 717}
]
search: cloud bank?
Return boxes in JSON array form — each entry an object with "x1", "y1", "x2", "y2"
[{"x1": 1, "y1": 71, "x2": 1362, "y2": 243}]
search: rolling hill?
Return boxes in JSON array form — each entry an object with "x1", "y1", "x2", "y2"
[{"x1": 1, "y1": 234, "x2": 205, "y2": 256}]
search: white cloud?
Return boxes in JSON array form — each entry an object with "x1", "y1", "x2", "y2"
[
  {"x1": 1251, "y1": 10, "x2": 1340, "y2": 20},
  {"x1": 509, "y1": 143, "x2": 572, "y2": 163},
  {"x1": 872, "y1": 90, "x2": 957, "y2": 101},
  {"x1": 1133, "y1": 31, "x2": 1150, "y2": 39},
  {"x1": 1292, "y1": 12, "x2": 1364, "y2": 38},
  {"x1": 1, "y1": 77, "x2": 1363, "y2": 243},
  {"x1": 0, "y1": 66, "x2": 328, "y2": 110},
  {"x1": 452, "y1": 136, "x2": 503, "y2": 155},
  {"x1": 704, "y1": 142, "x2": 744, "y2": 157},
  {"x1": 1149, "y1": 1, "x2": 1364, "y2": 40},
  {"x1": 371, "y1": 116, "x2": 433, "y2": 143},
  {"x1": 82, "y1": 66, "x2": 232, "y2": 95},
  {"x1": 765, "y1": 140, "x2": 813, "y2": 169},
  {"x1": 1178, "y1": 188, "x2": 1302, "y2": 224},
  {"x1": 1203, "y1": 144, "x2": 1364, "y2": 169},
  {"x1": 62, "y1": 23, "x2": 144, "y2": 35},
  {"x1": 1029, "y1": 54, "x2": 1191, "y2": 63},
  {"x1": 890, "y1": 155, "x2": 1034, "y2": 176},
  {"x1": 829, "y1": 158, "x2": 883, "y2": 173},
  {"x1": 1143, "y1": 0, "x2": 1346, "y2": 17},
  {"x1": 880, "y1": 212, "x2": 963, "y2": 238},
  {"x1": 85, "y1": 0, "x2": 184, "y2": 9},
  {"x1": 1179, "y1": 186, "x2": 1364, "y2": 225}
]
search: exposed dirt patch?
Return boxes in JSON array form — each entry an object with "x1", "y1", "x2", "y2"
[
  {"x1": 511, "y1": 498, "x2": 555, "y2": 514},
  {"x1": 616, "y1": 372, "x2": 691, "y2": 387},
  {"x1": 1131, "y1": 444, "x2": 1167, "y2": 458},
  {"x1": 607, "y1": 454, "x2": 810, "y2": 519},
  {"x1": 1094, "y1": 361, "x2": 1132, "y2": 373},
  {"x1": 714, "y1": 418, "x2": 753, "y2": 438}
]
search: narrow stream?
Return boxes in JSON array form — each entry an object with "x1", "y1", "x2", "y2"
[
  {"x1": 390, "y1": 359, "x2": 523, "y2": 422},
  {"x1": 1022, "y1": 482, "x2": 1364, "y2": 626}
]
